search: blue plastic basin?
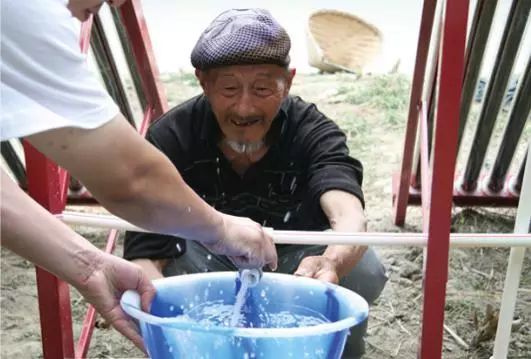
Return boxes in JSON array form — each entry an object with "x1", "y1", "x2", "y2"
[{"x1": 121, "y1": 272, "x2": 368, "y2": 359}]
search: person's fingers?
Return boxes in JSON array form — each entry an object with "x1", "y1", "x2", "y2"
[
  {"x1": 111, "y1": 316, "x2": 147, "y2": 354},
  {"x1": 315, "y1": 271, "x2": 340, "y2": 284},
  {"x1": 100, "y1": 304, "x2": 147, "y2": 354},
  {"x1": 294, "y1": 259, "x2": 316, "y2": 278},
  {"x1": 262, "y1": 228, "x2": 278, "y2": 271},
  {"x1": 228, "y1": 255, "x2": 262, "y2": 269},
  {"x1": 293, "y1": 268, "x2": 316, "y2": 278},
  {"x1": 138, "y1": 275, "x2": 156, "y2": 313},
  {"x1": 294, "y1": 256, "x2": 340, "y2": 284},
  {"x1": 293, "y1": 265, "x2": 315, "y2": 278}
]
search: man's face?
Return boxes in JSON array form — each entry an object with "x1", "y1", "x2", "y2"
[{"x1": 197, "y1": 65, "x2": 295, "y2": 145}]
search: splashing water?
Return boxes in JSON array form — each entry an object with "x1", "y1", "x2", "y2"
[
  {"x1": 230, "y1": 269, "x2": 261, "y2": 327},
  {"x1": 230, "y1": 273, "x2": 250, "y2": 327},
  {"x1": 179, "y1": 270, "x2": 329, "y2": 329},
  {"x1": 174, "y1": 270, "x2": 330, "y2": 329}
]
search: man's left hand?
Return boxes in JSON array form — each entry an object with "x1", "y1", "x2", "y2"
[{"x1": 294, "y1": 255, "x2": 340, "y2": 284}]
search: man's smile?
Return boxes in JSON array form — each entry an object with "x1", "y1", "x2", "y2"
[{"x1": 230, "y1": 118, "x2": 262, "y2": 127}]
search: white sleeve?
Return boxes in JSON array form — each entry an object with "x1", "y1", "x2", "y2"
[{"x1": 0, "y1": 0, "x2": 119, "y2": 141}]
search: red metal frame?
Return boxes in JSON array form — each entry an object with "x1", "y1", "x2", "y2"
[
  {"x1": 419, "y1": 1, "x2": 469, "y2": 357},
  {"x1": 67, "y1": 0, "x2": 166, "y2": 205},
  {"x1": 23, "y1": 1, "x2": 168, "y2": 358},
  {"x1": 22, "y1": 144, "x2": 74, "y2": 358},
  {"x1": 419, "y1": 103, "x2": 430, "y2": 229},
  {"x1": 118, "y1": 0, "x2": 168, "y2": 119},
  {"x1": 392, "y1": 0, "x2": 437, "y2": 226},
  {"x1": 395, "y1": 175, "x2": 521, "y2": 207},
  {"x1": 79, "y1": 17, "x2": 94, "y2": 53},
  {"x1": 22, "y1": 0, "x2": 487, "y2": 358},
  {"x1": 393, "y1": 1, "x2": 522, "y2": 227}
]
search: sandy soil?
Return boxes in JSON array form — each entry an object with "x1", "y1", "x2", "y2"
[{"x1": 1, "y1": 73, "x2": 529, "y2": 358}]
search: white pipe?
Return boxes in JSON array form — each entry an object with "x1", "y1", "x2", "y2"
[
  {"x1": 492, "y1": 146, "x2": 531, "y2": 359},
  {"x1": 58, "y1": 212, "x2": 146, "y2": 233},
  {"x1": 58, "y1": 211, "x2": 531, "y2": 247}
]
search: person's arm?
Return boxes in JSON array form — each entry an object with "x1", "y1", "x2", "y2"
[
  {"x1": 0, "y1": 170, "x2": 155, "y2": 351},
  {"x1": 120, "y1": 123, "x2": 189, "y2": 280},
  {"x1": 26, "y1": 115, "x2": 222, "y2": 242},
  {"x1": 292, "y1": 100, "x2": 365, "y2": 283},
  {"x1": 26, "y1": 115, "x2": 277, "y2": 270},
  {"x1": 294, "y1": 190, "x2": 367, "y2": 283},
  {"x1": 320, "y1": 190, "x2": 367, "y2": 276}
]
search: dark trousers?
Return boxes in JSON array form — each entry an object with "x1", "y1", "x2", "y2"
[{"x1": 164, "y1": 242, "x2": 388, "y2": 358}]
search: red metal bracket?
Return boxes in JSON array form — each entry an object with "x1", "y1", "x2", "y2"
[
  {"x1": 118, "y1": 0, "x2": 168, "y2": 119},
  {"x1": 392, "y1": 0, "x2": 437, "y2": 226},
  {"x1": 23, "y1": 142, "x2": 74, "y2": 359},
  {"x1": 27, "y1": 1, "x2": 168, "y2": 356},
  {"x1": 419, "y1": 0, "x2": 469, "y2": 357}
]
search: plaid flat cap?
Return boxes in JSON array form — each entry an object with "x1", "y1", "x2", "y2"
[{"x1": 191, "y1": 8, "x2": 291, "y2": 70}]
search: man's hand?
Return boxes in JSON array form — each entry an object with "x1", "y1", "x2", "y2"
[
  {"x1": 293, "y1": 190, "x2": 368, "y2": 284},
  {"x1": 294, "y1": 255, "x2": 340, "y2": 284},
  {"x1": 132, "y1": 258, "x2": 167, "y2": 281},
  {"x1": 74, "y1": 253, "x2": 156, "y2": 352},
  {"x1": 202, "y1": 213, "x2": 278, "y2": 270}
]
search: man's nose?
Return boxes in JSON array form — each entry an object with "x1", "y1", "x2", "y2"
[{"x1": 234, "y1": 90, "x2": 257, "y2": 118}]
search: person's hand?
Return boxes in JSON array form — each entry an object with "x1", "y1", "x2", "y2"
[
  {"x1": 74, "y1": 252, "x2": 156, "y2": 352},
  {"x1": 132, "y1": 258, "x2": 167, "y2": 281},
  {"x1": 68, "y1": 0, "x2": 127, "y2": 22},
  {"x1": 202, "y1": 213, "x2": 278, "y2": 270},
  {"x1": 294, "y1": 255, "x2": 340, "y2": 284}
]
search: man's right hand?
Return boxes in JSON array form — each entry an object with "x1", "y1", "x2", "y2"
[{"x1": 202, "y1": 213, "x2": 278, "y2": 270}]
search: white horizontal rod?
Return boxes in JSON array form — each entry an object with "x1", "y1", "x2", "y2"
[{"x1": 59, "y1": 211, "x2": 531, "y2": 248}]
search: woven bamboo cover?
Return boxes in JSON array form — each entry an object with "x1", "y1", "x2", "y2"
[{"x1": 307, "y1": 9, "x2": 382, "y2": 73}]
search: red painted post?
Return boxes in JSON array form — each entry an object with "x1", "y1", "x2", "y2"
[
  {"x1": 392, "y1": 0, "x2": 437, "y2": 226},
  {"x1": 80, "y1": 17, "x2": 94, "y2": 53},
  {"x1": 418, "y1": 103, "x2": 431, "y2": 229},
  {"x1": 118, "y1": 0, "x2": 168, "y2": 118},
  {"x1": 419, "y1": 0, "x2": 469, "y2": 358},
  {"x1": 23, "y1": 143, "x2": 74, "y2": 359},
  {"x1": 23, "y1": 16, "x2": 93, "y2": 359},
  {"x1": 138, "y1": 106, "x2": 154, "y2": 137},
  {"x1": 24, "y1": 1, "x2": 167, "y2": 356}
]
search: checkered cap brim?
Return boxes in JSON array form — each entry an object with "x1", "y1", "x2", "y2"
[{"x1": 191, "y1": 8, "x2": 291, "y2": 70}]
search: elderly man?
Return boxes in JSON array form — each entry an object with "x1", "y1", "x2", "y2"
[{"x1": 124, "y1": 8, "x2": 387, "y2": 358}]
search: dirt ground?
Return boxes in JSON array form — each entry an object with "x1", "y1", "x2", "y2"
[{"x1": 1, "y1": 73, "x2": 529, "y2": 358}]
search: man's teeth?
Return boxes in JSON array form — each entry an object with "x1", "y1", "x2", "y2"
[{"x1": 232, "y1": 119, "x2": 259, "y2": 127}]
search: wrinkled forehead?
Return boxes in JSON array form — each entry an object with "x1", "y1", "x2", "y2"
[{"x1": 206, "y1": 64, "x2": 287, "y2": 83}]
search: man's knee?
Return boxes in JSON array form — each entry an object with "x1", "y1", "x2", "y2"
[{"x1": 340, "y1": 248, "x2": 388, "y2": 304}]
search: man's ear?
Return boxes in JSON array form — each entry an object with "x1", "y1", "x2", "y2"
[
  {"x1": 195, "y1": 69, "x2": 208, "y2": 92},
  {"x1": 284, "y1": 68, "x2": 296, "y2": 94}
]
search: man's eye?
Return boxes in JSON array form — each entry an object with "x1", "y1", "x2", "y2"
[{"x1": 256, "y1": 87, "x2": 273, "y2": 94}]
